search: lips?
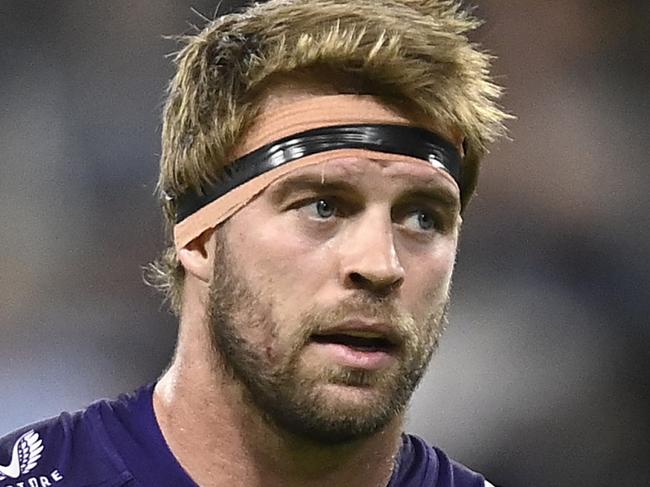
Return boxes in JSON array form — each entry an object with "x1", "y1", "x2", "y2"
[
  {"x1": 308, "y1": 321, "x2": 401, "y2": 370},
  {"x1": 311, "y1": 331, "x2": 396, "y2": 353}
]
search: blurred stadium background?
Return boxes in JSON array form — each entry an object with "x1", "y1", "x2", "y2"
[{"x1": 1, "y1": 1, "x2": 648, "y2": 485}]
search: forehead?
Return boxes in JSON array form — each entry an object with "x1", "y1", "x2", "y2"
[{"x1": 267, "y1": 156, "x2": 460, "y2": 201}]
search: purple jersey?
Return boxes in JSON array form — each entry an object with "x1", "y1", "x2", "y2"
[{"x1": 0, "y1": 384, "x2": 489, "y2": 487}]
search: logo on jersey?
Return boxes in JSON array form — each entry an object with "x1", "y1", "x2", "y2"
[
  {"x1": 0, "y1": 431, "x2": 43, "y2": 480},
  {"x1": 0, "y1": 430, "x2": 63, "y2": 487}
]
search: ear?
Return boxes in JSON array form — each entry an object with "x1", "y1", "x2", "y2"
[{"x1": 177, "y1": 229, "x2": 215, "y2": 283}]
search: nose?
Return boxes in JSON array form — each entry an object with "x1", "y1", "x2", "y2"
[{"x1": 339, "y1": 208, "x2": 405, "y2": 296}]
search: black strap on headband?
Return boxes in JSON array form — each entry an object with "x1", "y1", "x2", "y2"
[{"x1": 174, "y1": 124, "x2": 461, "y2": 223}]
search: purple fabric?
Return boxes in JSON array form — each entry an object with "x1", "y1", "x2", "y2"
[
  {"x1": 388, "y1": 434, "x2": 486, "y2": 487},
  {"x1": 0, "y1": 384, "x2": 485, "y2": 486}
]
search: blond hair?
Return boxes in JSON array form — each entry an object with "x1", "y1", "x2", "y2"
[{"x1": 147, "y1": 0, "x2": 510, "y2": 314}]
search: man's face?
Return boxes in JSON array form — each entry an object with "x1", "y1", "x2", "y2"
[{"x1": 207, "y1": 155, "x2": 461, "y2": 444}]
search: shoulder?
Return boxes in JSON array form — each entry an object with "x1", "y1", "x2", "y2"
[
  {"x1": 429, "y1": 441, "x2": 486, "y2": 486},
  {"x1": 393, "y1": 434, "x2": 495, "y2": 487},
  {"x1": 0, "y1": 398, "x2": 135, "y2": 487}
]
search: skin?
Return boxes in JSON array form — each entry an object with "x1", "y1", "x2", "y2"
[{"x1": 154, "y1": 85, "x2": 463, "y2": 487}]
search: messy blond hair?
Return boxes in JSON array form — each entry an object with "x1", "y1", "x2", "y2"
[{"x1": 147, "y1": 0, "x2": 509, "y2": 315}]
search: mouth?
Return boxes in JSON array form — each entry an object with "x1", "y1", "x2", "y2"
[
  {"x1": 308, "y1": 325, "x2": 400, "y2": 370},
  {"x1": 310, "y1": 332, "x2": 397, "y2": 353}
]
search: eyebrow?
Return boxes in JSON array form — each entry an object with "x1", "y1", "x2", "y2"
[
  {"x1": 382, "y1": 170, "x2": 460, "y2": 205},
  {"x1": 400, "y1": 185, "x2": 459, "y2": 206},
  {"x1": 268, "y1": 174, "x2": 357, "y2": 204},
  {"x1": 268, "y1": 169, "x2": 460, "y2": 209}
]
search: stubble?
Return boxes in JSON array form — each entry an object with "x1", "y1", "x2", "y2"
[{"x1": 207, "y1": 231, "x2": 449, "y2": 444}]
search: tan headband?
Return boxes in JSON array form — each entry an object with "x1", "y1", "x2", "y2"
[{"x1": 173, "y1": 95, "x2": 461, "y2": 250}]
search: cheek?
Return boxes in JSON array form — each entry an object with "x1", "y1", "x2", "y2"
[
  {"x1": 400, "y1": 237, "x2": 457, "y2": 316},
  {"x1": 226, "y1": 214, "x2": 335, "y2": 321}
]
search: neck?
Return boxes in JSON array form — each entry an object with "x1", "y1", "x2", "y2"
[{"x1": 153, "y1": 307, "x2": 404, "y2": 487}]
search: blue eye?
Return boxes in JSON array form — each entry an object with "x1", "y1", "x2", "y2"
[
  {"x1": 404, "y1": 209, "x2": 436, "y2": 231},
  {"x1": 314, "y1": 199, "x2": 336, "y2": 218},
  {"x1": 417, "y1": 211, "x2": 435, "y2": 230}
]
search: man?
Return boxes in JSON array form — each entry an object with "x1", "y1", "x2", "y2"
[{"x1": 0, "y1": 1, "x2": 507, "y2": 486}]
